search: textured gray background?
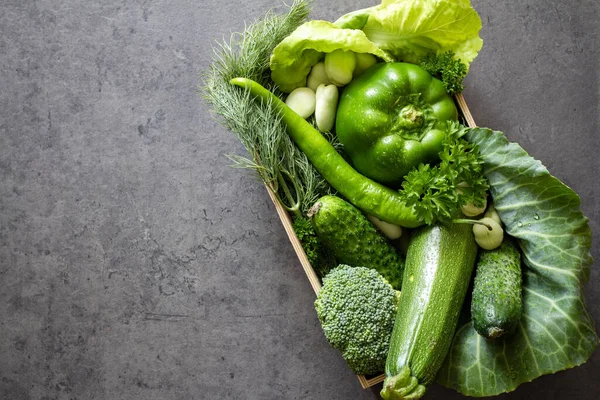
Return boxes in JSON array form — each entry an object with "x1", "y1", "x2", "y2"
[{"x1": 0, "y1": 0, "x2": 598, "y2": 399}]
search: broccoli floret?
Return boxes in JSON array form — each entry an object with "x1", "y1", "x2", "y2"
[{"x1": 314, "y1": 264, "x2": 399, "y2": 375}]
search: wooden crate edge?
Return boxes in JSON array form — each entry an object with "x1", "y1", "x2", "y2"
[
  {"x1": 456, "y1": 93, "x2": 477, "y2": 128},
  {"x1": 266, "y1": 93, "x2": 476, "y2": 389},
  {"x1": 264, "y1": 184, "x2": 322, "y2": 294}
]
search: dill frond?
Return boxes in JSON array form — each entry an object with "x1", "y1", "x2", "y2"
[{"x1": 201, "y1": 0, "x2": 334, "y2": 216}]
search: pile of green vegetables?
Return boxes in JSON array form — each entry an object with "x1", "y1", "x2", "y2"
[{"x1": 202, "y1": 0, "x2": 597, "y2": 398}]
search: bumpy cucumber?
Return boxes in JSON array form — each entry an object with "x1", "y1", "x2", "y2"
[
  {"x1": 471, "y1": 237, "x2": 523, "y2": 340},
  {"x1": 308, "y1": 195, "x2": 405, "y2": 289},
  {"x1": 382, "y1": 222, "x2": 477, "y2": 400}
]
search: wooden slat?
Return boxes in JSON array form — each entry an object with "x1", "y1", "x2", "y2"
[
  {"x1": 266, "y1": 94, "x2": 476, "y2": 389},
  {"x1": 365, "y1": 374, "x2": 386, "y2": 387},
  {"x1": 265, "y1": 184, "x2": 322, "y2": 294},
  {"x1": 455, "y1": 93, "x2": 477, "y2": 128}
]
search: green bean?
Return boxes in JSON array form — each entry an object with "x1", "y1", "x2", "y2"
[{"x1": 230, "y1": 77, "x2": 423, "y2": 228}]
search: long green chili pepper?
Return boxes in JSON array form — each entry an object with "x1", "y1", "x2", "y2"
[{"x1": 230, "y1": 77, "x2": 423, "y2": 228}]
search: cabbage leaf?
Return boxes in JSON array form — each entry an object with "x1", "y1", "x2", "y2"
[
  {"x1": 269, "y1": 20, "x2": 392, "y2": 93},
  {"x1": 437, "y1": 128, "x2": 599, "y2": 396},
  {"x1": 362, "y1": 0, "x2": 483, "y2": 70}
]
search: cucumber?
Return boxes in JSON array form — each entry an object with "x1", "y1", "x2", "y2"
[
  {"x1": 381, "y1": 222, "x2": 477, "y2": 400},
  {"x1": 308, "y1": 195, "x2": 405, "y2": 289},
  {"x1": 471, "y1": 236, "x2": 523, "y2": 340}
]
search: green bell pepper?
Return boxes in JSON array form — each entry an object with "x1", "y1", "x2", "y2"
[{"x1": 335, "y1": 62, "x2": 458, "y2": 188}]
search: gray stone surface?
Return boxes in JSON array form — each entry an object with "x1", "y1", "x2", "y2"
[{"x1": 0, "y1": 0, "x2": 598, "y2": 399}]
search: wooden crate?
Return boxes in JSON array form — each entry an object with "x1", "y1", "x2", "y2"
[{"x1": 265, "y1": 93, "x2": 477, "y2": 389}]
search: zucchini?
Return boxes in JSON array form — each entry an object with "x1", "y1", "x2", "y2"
[
  {"x1": 308, "y1": 195, "x2": 405, "y2": 289},
  {"x1": 471, "y1": 236, "x2": 523, "y2": 340},
  {"x1": 381, "y1": 222, "x2": 477, "y2": 400}
]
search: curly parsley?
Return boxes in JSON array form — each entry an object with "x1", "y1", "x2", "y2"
[
  {"x1": 292, "y1": 216, "x2": 337, "y2": 278},
  {"x1": 399, "y1": 122, "x2": 489, "y2": 224},
  {"x1": 420, "y1": 51, "x2": 468, "y2": 95}
]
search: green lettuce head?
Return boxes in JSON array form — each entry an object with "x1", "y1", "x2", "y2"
[
  {"x1": 362, "y1": 0, "x2": 483, "y2": 69},
  {"x1": 269, "y1": 20, "x2": 392, "y2": 93}
]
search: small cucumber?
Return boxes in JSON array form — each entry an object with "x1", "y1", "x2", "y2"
[
  {"x1": 308, "y1": 195, "x2": 405, "y2": 289},
  {"x1": 471, "y1": 237, "x2": 523, "y2": 340},
  {"x1": 382, "y1": 222, "x2": 477, "y2": 399}
]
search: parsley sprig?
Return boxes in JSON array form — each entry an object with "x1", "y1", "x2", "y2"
[
  {"x1": 292, "y1": 216, "x2": 337, "y2": 278},
  {"x1": 400, "y1": 122, "x2": 489, "y2": 224},
  {"x1": 420, "y1": 51, "x2": 468, "y2": 95}
]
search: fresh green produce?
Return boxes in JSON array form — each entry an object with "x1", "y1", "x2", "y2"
[
  {"x1": 314, "y1": 264, "x2": 399, "y2": 375},
  {"x1": 483, "y1": 202, "x2": 501, "y2": 224},
  {"x1": 382, "y1": 222, "x2": 478, "y2": 400},
  {"x1": 285, "y1": 87, "x2": 316, "y2": 119},
  {"x1": 202, "y1": 0, "x2": 334, "y2": 216},
  {"x1": 438, "y1": 128, "x2": 598, "y2": 397},
  {"x1": 353, "y1": 52, "x2": 378, "y2": 76},
  {"x1": 471, "y1": 237, "x2": 523, "y2": 340},
  {"x1": 229, "y1": 77, "x2": 423, "y2": 228},
  {"x1": 291, "y1": 216, "x2": 337, "y2": 278},
  {"x1": 308, "y1": 195, "x2": 405, "y2": 289},
  {"x1": 335, "y1": 62, "x2": 458, "y2": 187},
  {"x1": 419, "y1": 51, "x2": 468, "y2": 95},
  {"x1": 472, "y1": 216, "x2": 504, "y2": 250},
  {"x1": 461, "y1": 201, "x2": 486, "y2": 217},
  {"x1": 270, "y1": 19, "x2": 392, "y2": 93},
  {"x1": 367, "y1": 214, "x2": 402, "y2": 240},
  {"x1": 333, "y1": 6, "x2": 374, "y2": 29},
  {"x1": 459, "y1": 186, "x2": 487, "y2": 216},
  {"x1": 230, "y1": 77, "x2": 489, "y2": 227},
  {"x1": 398, "y1": 122, "x2": 489, "y2": 224},
  {"x1": 324, "y1": 49, "x2": 357, "y2": 86},
  {"x1": 314, "y1": 83, "x2": 338, "y2": 132},
  {"x1": 360, "y1": 0, "x2": 483, "y2": 70},
  {"x1": 205, "y1": 1, "x2": 598, "y2": 397},
  {"x1": 306, "y1": 61, "x2": 330, "y2": 91}
]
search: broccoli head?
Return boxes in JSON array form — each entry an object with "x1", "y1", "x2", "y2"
[{"x1": 314, "y1": 264, "x2": 399, "y2": 375}]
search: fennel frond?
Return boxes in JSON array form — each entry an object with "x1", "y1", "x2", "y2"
[{"x1": 201, "y1": 0, "x2": 333, "y2": 216}]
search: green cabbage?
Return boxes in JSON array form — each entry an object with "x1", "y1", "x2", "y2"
[
  {"x1": 269, "y1": 20, "x2": 392, "y2": 93},
  {"x1": 437, "y1": 128, "x2": 599, "y2": 396},
  {"x1": 362, "y1": 0, "x2": 483, "y2": 69}
]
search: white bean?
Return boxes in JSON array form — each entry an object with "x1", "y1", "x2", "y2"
[
  {"x1": 483, "y1": 203, "x2": 502, "y2": 225},
  {"x1": 457, "y1": 181, "x2": 487, "y2": 217},
  {"x1": 472, "y1": 217, "x2": 504, "y2": 250},
  {"x1": 353, "y1": 52, "x2": 377, "y2": 77},
  {"x1": 315, "y1": 84, "x2": 339, "y2": 132},
  {"x1": 461, "y1": 197, "x2": 487, "y2": 217},
  {"x1": 307, "y1": 62, "x2": 331, "y2": 92},
  {"x1": 285, "y1": 87, "x2": 316, "y2": 119},
  {"x1": 367, "y1": 214, "x2": 403, "y2": 240}
]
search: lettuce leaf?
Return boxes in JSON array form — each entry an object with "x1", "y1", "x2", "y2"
[
  {"x1": 333, "y1": 7, "x2": 375, "y2": 30},
  {"x1": 437, "y1": 128, "x2": 599, "y2": 396},
  {"x1": 362, "y1": 0, "x2": 483, "y2": 70},
  {"x1": 269, "y1": 20, "x2": 392, "y2": 93}
]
